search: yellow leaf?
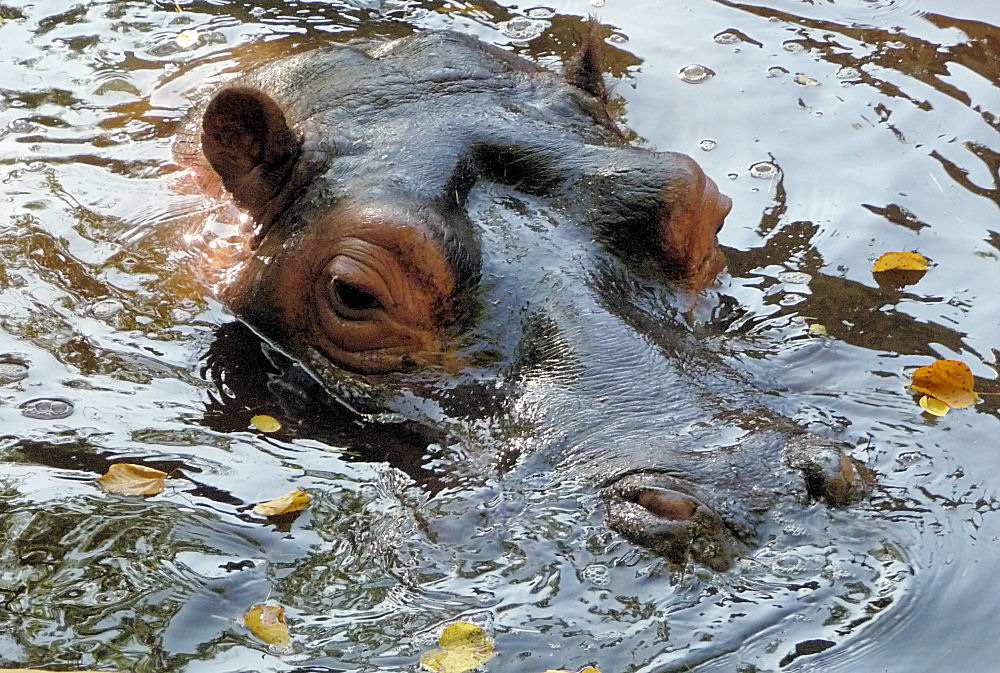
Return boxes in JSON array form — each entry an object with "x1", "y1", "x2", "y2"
[
  {"x1": 873, "y1": 251, "x2": 929, "y2": 272},
  {"x1": 911, "y1": 359, "x2": 978, "y2": 409},
  {"x1": 919, "y1": 395, "x2": 949, "y2": 416},
  {"x1": 420, "y1": 622, "x2": 496, "y2": 673},
  {"x1": 98, "y1": 463, "x2": 167, "y2": 496},
  {"x1": 244, "y1": 604, "x2": 291, "y2": 649},
  {"x1": 253, "y1": 490, "x2": 311, "y2": 516},
  {"x1": 250, "y1": 414, "x2": 282, "y2": 432},
  {"x1": 175, "y1": 29, "x2": 199, "y2": 48},
  {"x1": 807, "y1": 323, "x2": 828, "y2": 336}
]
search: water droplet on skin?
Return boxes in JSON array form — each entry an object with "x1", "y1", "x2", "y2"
[
  {"x1": 678, "y1": 64, "x2": 715, "y2": 84},
  {"x1": 778, "y1": 271, "x2": 812, "y2": 284},
  {"x1": 20, "y1": 397, "x2": 74, "y2": 420},
  {"x1": 524, "y1": 6, "x2": 555, "y2": 19},
  {"x1": 749, "y1": 161, "x2": 779, "y2": 179},
  {"x1": 498, "y1": 18, "x2": 547, "y2": 41},
  {"x1": 767, "y1": 66, "x2": 789, "y2": 78},
  {"x1": 0, "y1": 361, "x2": 29, "y2": 384},
  {"x1": 91, "y1": 299, "x2": 124, "y2": 319},
  {"x1": 699, "y1": 139, "x2": 717, "y2": 151},
  {"x1": 714, "y1": 31, "x2": 739, "y2": 45}
]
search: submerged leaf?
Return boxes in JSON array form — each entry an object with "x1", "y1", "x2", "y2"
[
  {"x1": 918, "y1": 395, "x2": 949, "y2": 416},
  {"x1": 245, "y1": 604, "x2": 291, "y2": 649},
  {"x1": 873, "y1": 251, "x2": 929, "y2": 272},
  {"x1": 420, "y1": 622, "x2": 496, "y2": 673},
  {"x1": 98, "y1": 463, "x2": 167, "y2": 496},
  {"x1": 911, "y1": 359, "x2": 978, "y2": 409},
  {"x1": 250, "y1": 414, "x2": 282, "y2": 433},
  {"x1": 253, "y1": 490, "x2": 311, "y2": 516}
]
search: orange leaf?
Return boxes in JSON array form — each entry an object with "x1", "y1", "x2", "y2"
[
  {"x1": 98, "y1": 463, "x2": 167, "y2": 496},
  {"x1": 910, "y1": 360, "x2": 978, "y2": 409},
  {"x1": 873, "y1": 251, "x2": 929, "y2": 272},
  {"x1": 253, "y1": 490, "x2": 311, "y2": 516},
  {"x1": 244, "y1": 604, "x2": 291, "y2": 649}
]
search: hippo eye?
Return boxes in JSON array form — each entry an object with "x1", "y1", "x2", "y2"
[{"x1": 330, "y1": 278, "x2": 381, "y2": 315}]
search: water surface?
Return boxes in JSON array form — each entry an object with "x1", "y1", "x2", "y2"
[{"x1": 0, "y1": 1, "x2": 998, "y2": 672}]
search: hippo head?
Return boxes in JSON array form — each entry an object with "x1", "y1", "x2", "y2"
[{"x1": 189, "y1": 30, "x2": 867, "y2": 570}]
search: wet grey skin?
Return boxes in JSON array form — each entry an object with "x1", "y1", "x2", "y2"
[{"x1": 181, "y1": 30, "x2": 872, "y2": 570}]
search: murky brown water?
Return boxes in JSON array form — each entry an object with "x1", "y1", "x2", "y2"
[{"x1": 1, "y1": 1, "x2": 998, "y2": 671}]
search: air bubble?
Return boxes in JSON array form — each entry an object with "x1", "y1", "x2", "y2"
[
  {"x1": 837, "y1": 66, "x2": 861, "y2": 80},
  {"x1": 699, "y1": 139, "x2": 717, "y2": 151},
  {"x1": 0, "y1": 360, "x2": 29, "y2": 384},
  {"x1": 91, "y1": 299, "x2": 124, "y2": 319},
  {"x1": 714, "y1": 31, "x2": 739, "y2": 45},
  {"x1": 678, "y1": 64, "x2": 715, "y2": 84},
  {"x1": 782, "y1": 40, "x2": 804, "y2": 52},
  {"x1": 20, "y1": 397, "x2": 74, "y2": 420},
  {"x1": 498, "y1": 18, "x2": 547, "y2": 41},
  {"x1": 8, "y1": 118, "x2": 36, "y2": 133},
  {"x1": 767, "y1": 66, "x2": 788, "y2": 78},
  {"x1": 779, "y1": 293, "x2": 806, "y2": 307},
  {"x1": 524, "y1": 6, "x2": 555, "y2": 19},
  {"x1": 778, "y1": 271, "x2": 811, "y2": 284},
  {"x1": 608, "y1": 31, "x2": 628, "y2": 44},
  {"x1": 749, "y1": 161, "x2": 779, "y2": 179}
]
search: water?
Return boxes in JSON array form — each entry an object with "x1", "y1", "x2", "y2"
[{"x1": 1, "y1": 1, "x2": 998, "y2": 672}]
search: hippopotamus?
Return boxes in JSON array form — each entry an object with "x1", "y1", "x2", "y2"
[{"x1": 178, "y1": 25, "x2": 870, "y2": 570}]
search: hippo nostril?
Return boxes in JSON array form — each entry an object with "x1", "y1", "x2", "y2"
[{"x1": 635, "y1": 487, "x2": 698, "y2": 520}]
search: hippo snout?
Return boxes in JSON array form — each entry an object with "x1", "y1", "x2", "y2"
[{"x1": 602, "y1": 472, "x2": 735, "y2": 572}]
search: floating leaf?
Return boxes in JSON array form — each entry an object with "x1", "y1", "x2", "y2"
[
  {"x1": 250, "y1": 414, "x2": 282, "y2": 433},
  {"x1": 910, "y1": 359, "x2": 978, "y2": 409},
  {"x1": 98, "y1": 463, "x2": 167, "y2": 496},
  {"x1": 420, "y1": 622, "x2": 496, "y2": 673},
  {"x1": 873, "y1": 251, "x2": 929, "y2": 272},
  {"x1": 918, "y1": 395, "x2": 949, "y2": 417},
  {"x1": 244, "y1": 604, "x2": 291, "y2": 649},
  {"x1": 253, "y1": 490, "x2": 311, "y2": 516},
  {"x1": 807, "y1": 323, "x2": 828, "y2": 336},
  {"x1": 175, "y1": 29, "x2": 199, "y2": 48}
]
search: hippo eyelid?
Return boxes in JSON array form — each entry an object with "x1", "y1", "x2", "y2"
[{"x1": 329, "y1": 277, "x2": 382, "y2": 316}]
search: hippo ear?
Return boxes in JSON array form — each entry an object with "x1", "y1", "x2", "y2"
[
  {"x1": 201, "y1": 87, "x2": 301, "y2": 214},
  {"x1": 564, "y1": 18, "x2": 609, "y2": 103}
]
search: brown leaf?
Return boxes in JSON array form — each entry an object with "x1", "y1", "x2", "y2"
[
  {"x1": 911, "y1": 359, "x2": 978, "y2": 409},
  {"x1": 98, "y1": 463, "x2": 167, "y2": 496},
  {"x1": 253, "y1": 490, "x2": 311, "y2": 516}
]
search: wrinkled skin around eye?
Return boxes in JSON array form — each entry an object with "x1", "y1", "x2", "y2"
[{"x1": 225, "y1": 205, "x2": 458, "y2": 375}]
